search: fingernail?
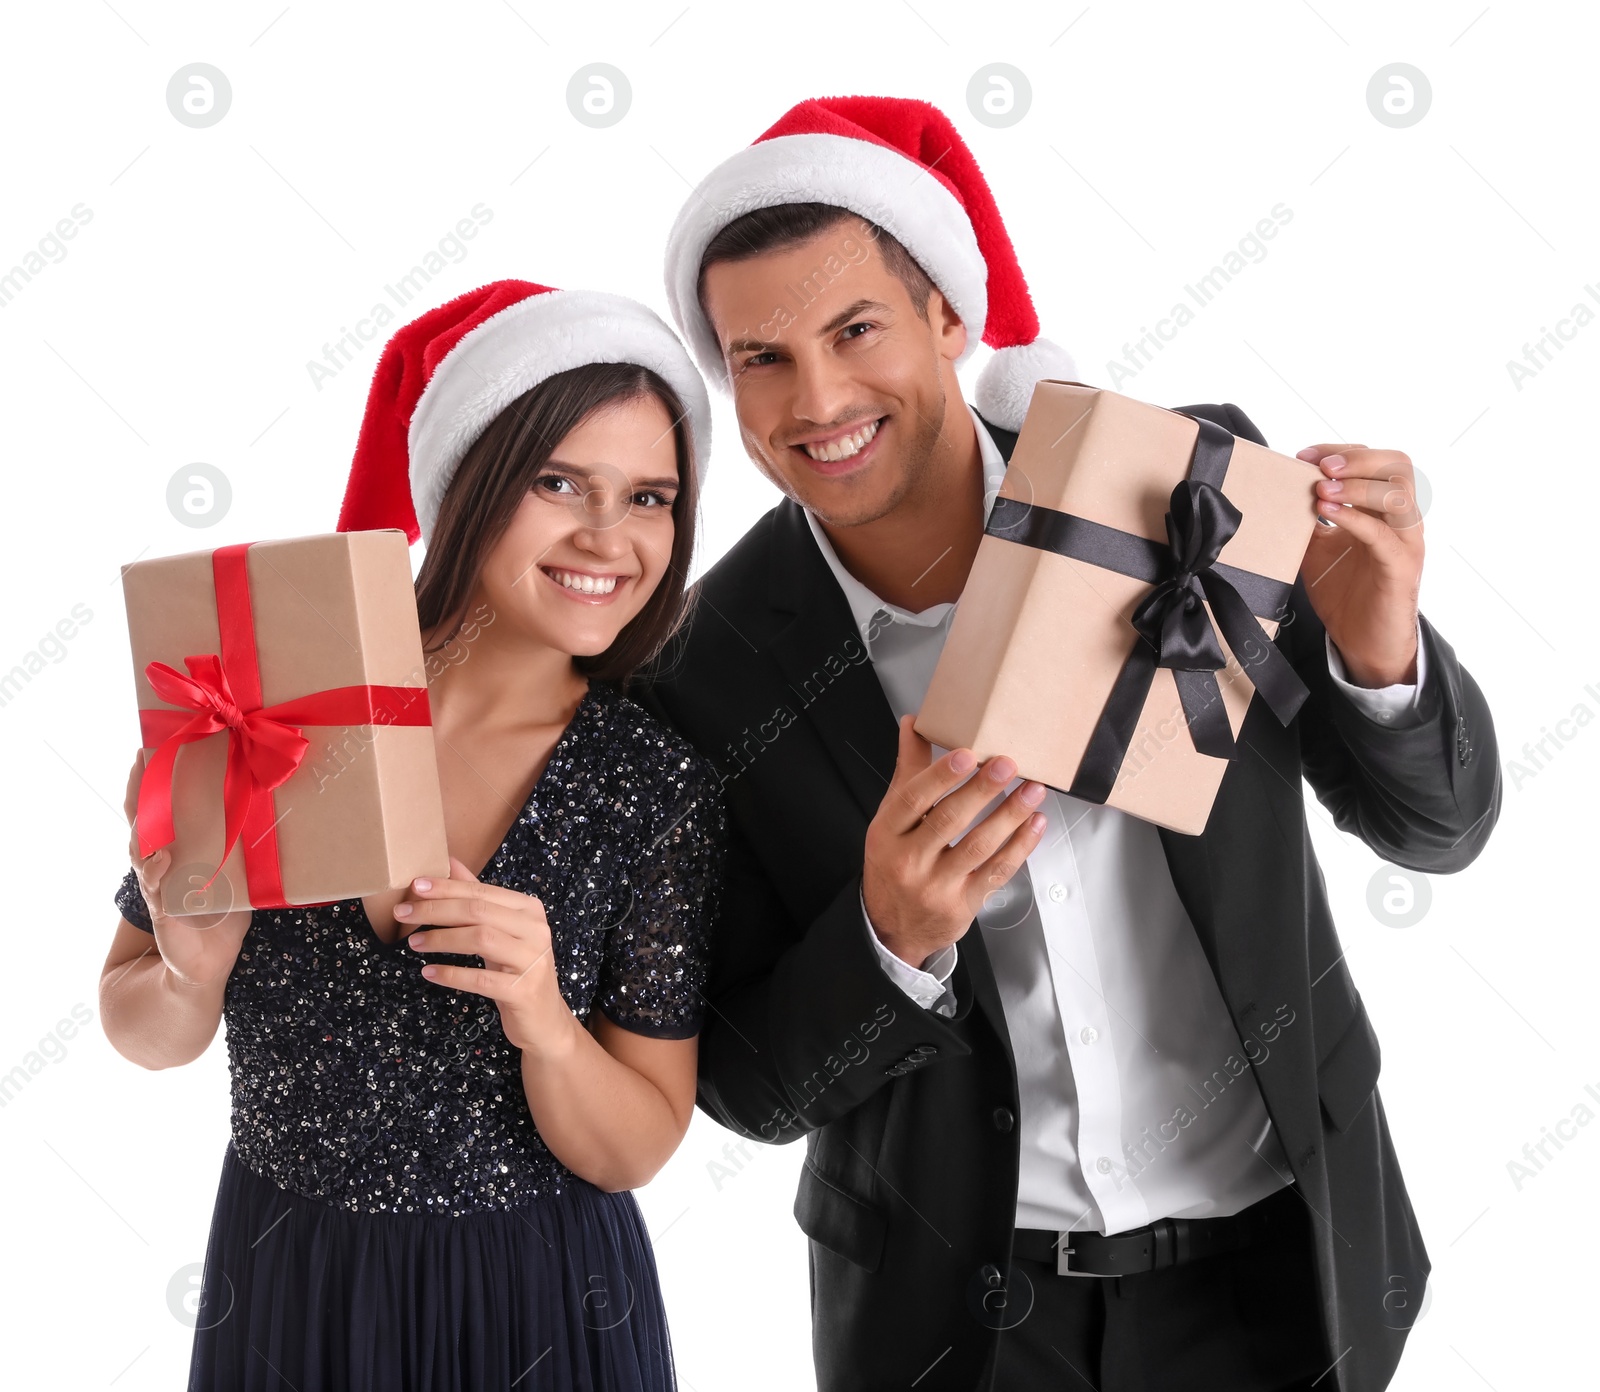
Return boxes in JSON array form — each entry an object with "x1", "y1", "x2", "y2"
[
  {"x1": 421, "y1": 964, "x2": 438, "y2": 979},
  {"x1": 988, "y1": 756, "x2": 1017, "y2": 781},
  {"x1": 393, "y1": 903, "x2": 412, "y2": 918},
  {"x1": 1030, "y1": 812, "x2": 1047, "y2": 833},
  {"x1": 408, "y1": 932, "x2": 426, "y2": 948},
  {"x1": 1325, "y1": 454, "x2": 1346, "y2": 472},
  {"x1": 413, "y1": 878, "x2": 431, "y2": 892},
  {"x1": 951, "y1": 749, "x2": 975, "y2": 772},
  {"x1": 1320, "y1": 478, "x2": 1342, "y2": 493},
  {"x1": 1021, "y1": 781, "x2": 1047, "y2": 806}
]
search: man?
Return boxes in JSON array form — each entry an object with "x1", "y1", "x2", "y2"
[{"x1": 629, "y1": 96, "x2": 1499, "y2": 1392}]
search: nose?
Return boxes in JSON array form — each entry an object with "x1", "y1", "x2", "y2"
[
  {"x1": 788, "y1": 346, "x2": 857, "y2": 431},
  {"x1": 566, "y1": 473, "x2": 634, "y2": 560}
]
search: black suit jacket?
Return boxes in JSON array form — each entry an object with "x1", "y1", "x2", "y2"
[{"x1": 628, "y1": 402, "x2": 1501, "y2": 1392}]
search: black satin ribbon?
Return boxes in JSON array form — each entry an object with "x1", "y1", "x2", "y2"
[{"x1": 983, "y1": 413, "x2": 1309, "y2": 805}]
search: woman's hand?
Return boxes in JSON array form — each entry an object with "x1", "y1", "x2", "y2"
[
  {"x1": 397, "y1": 855, "x2": 577, "y2": 1059},
  {"x1": 124, "y1": 751, "x2": 252, "y2": 989}
]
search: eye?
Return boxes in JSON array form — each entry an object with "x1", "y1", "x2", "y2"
[
  {"x1": 840, "y1": 321, "x2": 874, "y2": 342},
  {"x1": 535, "y1": 475, "x2": 672, "y2": 509}
]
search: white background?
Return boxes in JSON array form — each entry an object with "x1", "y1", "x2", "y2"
[{"x1": 1, "y1": 1, "x2": 1594, "y2": 1388}]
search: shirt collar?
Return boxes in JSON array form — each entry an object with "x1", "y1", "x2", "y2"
[{"x1": 805, "y1": 405, "x2": 1008, "y2": 651}]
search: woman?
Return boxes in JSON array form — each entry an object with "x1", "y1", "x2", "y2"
[{"x1": 99, "y1": 279, "x2": 726, "y2": 1391}]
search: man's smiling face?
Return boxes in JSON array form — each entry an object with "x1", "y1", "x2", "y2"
[{"x1": 699, "y1": 218, "x2": 968, "y2": 530}]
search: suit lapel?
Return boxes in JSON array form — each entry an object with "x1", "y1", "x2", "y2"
[
  {"x1": 1156, "y1": 668, "x2": 1316, "y2": 1163},
  {"x1": 763, "y1": 495, "x2": 1014, "y2": 1050},
  {"x1": 764, "y1": 498, "x2": 900, "y2": 821}
]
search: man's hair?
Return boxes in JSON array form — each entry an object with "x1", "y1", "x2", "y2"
[{"x1": 694, "y1": 202, "x2": 936, "y2": 324}]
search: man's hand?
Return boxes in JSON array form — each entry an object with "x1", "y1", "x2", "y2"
[
  {"x1": 1297, "y1": 443, "x2": 1424, "y2": 687},
  {"x1": 863, "y1": 715, "x2": 1047, "y2": 969}
]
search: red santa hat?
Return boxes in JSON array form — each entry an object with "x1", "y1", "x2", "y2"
[
  {"x1": 337, "y1": 279, "x2": 712, "y2": 545},
  {"x1": 662, "y1": 94, "x2": 1077, "y2": 433}
]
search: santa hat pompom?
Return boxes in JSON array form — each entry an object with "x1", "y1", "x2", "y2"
[
  {"x1": 975, "y1": 337, "x2": 1081, "y2": 434},
  {"x1": 663, "y1": 95, "x2": 1075, "y2": 433},
  {"x1": 338, "y1": 279, "x2": 711, "y2": 546}
]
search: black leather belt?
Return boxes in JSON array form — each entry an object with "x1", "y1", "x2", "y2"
[{"x1": 1013, "y1": 1185, "x2": 1293, "y2": 1277}]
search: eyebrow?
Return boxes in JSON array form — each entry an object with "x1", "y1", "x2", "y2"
[
  {"x1": 818, "y1": 298, "x2": 890, "y2": 336},
  {"x1": 724, "y1": 298, "x2": 894, "y2": 356},
  {"x1": 541, "y1": 459, "x2": 681, "y2": 490}
]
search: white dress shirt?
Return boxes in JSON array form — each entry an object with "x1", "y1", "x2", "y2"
[{"x1": 805, "y1": 406, "x2": 1430, "y2": 1236}]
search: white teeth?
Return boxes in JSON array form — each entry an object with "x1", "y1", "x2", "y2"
[
  {"x1": 802, "y1": 417, "x2": 880, "y2": 462},
  {"x1": 544, "y1": 567, "x2": 618, "y2": 595}
]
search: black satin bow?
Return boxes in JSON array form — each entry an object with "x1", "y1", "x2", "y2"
[
  {"x1": 1124, "y1": 474, "x2": 1308, "y2": 772},
  {"x1": 980, "y1": 412, "x2": 1310, "y2": 808}
]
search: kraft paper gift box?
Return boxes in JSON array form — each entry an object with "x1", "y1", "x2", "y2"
[
  {"x1": 915, "y1": 382, "x2": 1323, "y2": 836},
  {"x1": 122, "y1": 530, "x2": 449, "y2": 916}
]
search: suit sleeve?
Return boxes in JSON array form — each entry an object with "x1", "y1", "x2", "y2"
[
  {"x1": 626, "y1": 679, "x2": 978, "y2": 1144},
  {"x1": 1225, "y1": 402, "x2": 1502, "y2": 872},
  {"x1": 692, "y1": 819, "x2": 978, "y2": 1142}
]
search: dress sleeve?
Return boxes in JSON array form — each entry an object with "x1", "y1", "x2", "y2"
[
  {"x1": 115, "y1": 867, "x2": 155, "y2": 932},
  {"x1": 594, "y1": 752, "x2": 727, "y2": 1039}
]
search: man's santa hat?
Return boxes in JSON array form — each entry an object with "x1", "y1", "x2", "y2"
[
  {"x1": 662, "y1": 94, "x2": 1077, "y2": 433},
  {"x1": 337, "y1": 279, "x2": 712, "y2": 545}
]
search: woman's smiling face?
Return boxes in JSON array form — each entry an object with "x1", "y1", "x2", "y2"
[{"x1": 474, "y1": 392, "x2": 682, "y2": 656}]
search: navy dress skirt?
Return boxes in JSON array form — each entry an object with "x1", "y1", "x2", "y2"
[{"x1": 114, "y1": 680, "x2": 726, "y2": 1392}]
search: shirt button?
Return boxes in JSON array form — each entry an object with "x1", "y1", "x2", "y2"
[
  {"x1": 992, "y1": 1107, "x2": 1015, "y2": 1133},
  {"x1": 1079, "y1": 1026, "x2": 1099, "y2": 1045},
  {"x1": 1048, "y1": 883, "x2": 1068, "y2": 902},
  {"x1": 1096, "y1": 1156, "x2": 1114, "y2": 1174}
]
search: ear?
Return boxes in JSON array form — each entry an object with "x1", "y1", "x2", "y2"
[{"x1": 931, "y1": 287, "x2": 968, "y2": 365}]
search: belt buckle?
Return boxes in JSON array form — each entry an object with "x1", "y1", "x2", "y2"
[
  {"x1": 1056, "y1": 1219, "x2": 1179, "y2": 1276},
  {"x1": 1055, "y1": 1233, "x2": 1089, "y2": 1276}
]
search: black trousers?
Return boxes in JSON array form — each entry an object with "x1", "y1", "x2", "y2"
[{"x1": 981, "y1": 1182, "x2": 1333, "y2": 1391}]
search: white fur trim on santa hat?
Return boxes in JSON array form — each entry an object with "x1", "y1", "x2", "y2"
[
  {"x1": 663, "y1": 132, "x2": 989, "y2": 387},
  {"x1": 974, "y1": 338, "x2": 1080, "y2": 433},
  {"x1": 407, "y1": 289, "x2": 712, "y2": 543}
]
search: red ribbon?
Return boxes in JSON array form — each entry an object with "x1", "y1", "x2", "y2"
[{"x1": 135, "y1": 542, "x2": 432, "y2": 907}]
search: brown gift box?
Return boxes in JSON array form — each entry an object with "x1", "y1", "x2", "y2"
[
  {"x1": 915, "y1": 382, "x2": 1322, "y2": 836},
  {"x1": 122, "y1": 530, "x2": 449, "y2": 915}
]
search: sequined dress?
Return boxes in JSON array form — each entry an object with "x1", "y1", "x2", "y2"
[{"x1": 113, "y1": 679, "x2": 726, "y2": 1392}]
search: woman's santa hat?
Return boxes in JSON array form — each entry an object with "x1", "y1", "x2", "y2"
[
  {"x1": 337, "y1": 279, "x2": 712, "y2": 545},
  {"x1": 662, "y1": 94, "x2": 1077, "y2": 433}
]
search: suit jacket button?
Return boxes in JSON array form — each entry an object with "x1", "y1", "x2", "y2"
[{"x1": 993, "y1": 1107, "x2": 1015, "y2": 1133}]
